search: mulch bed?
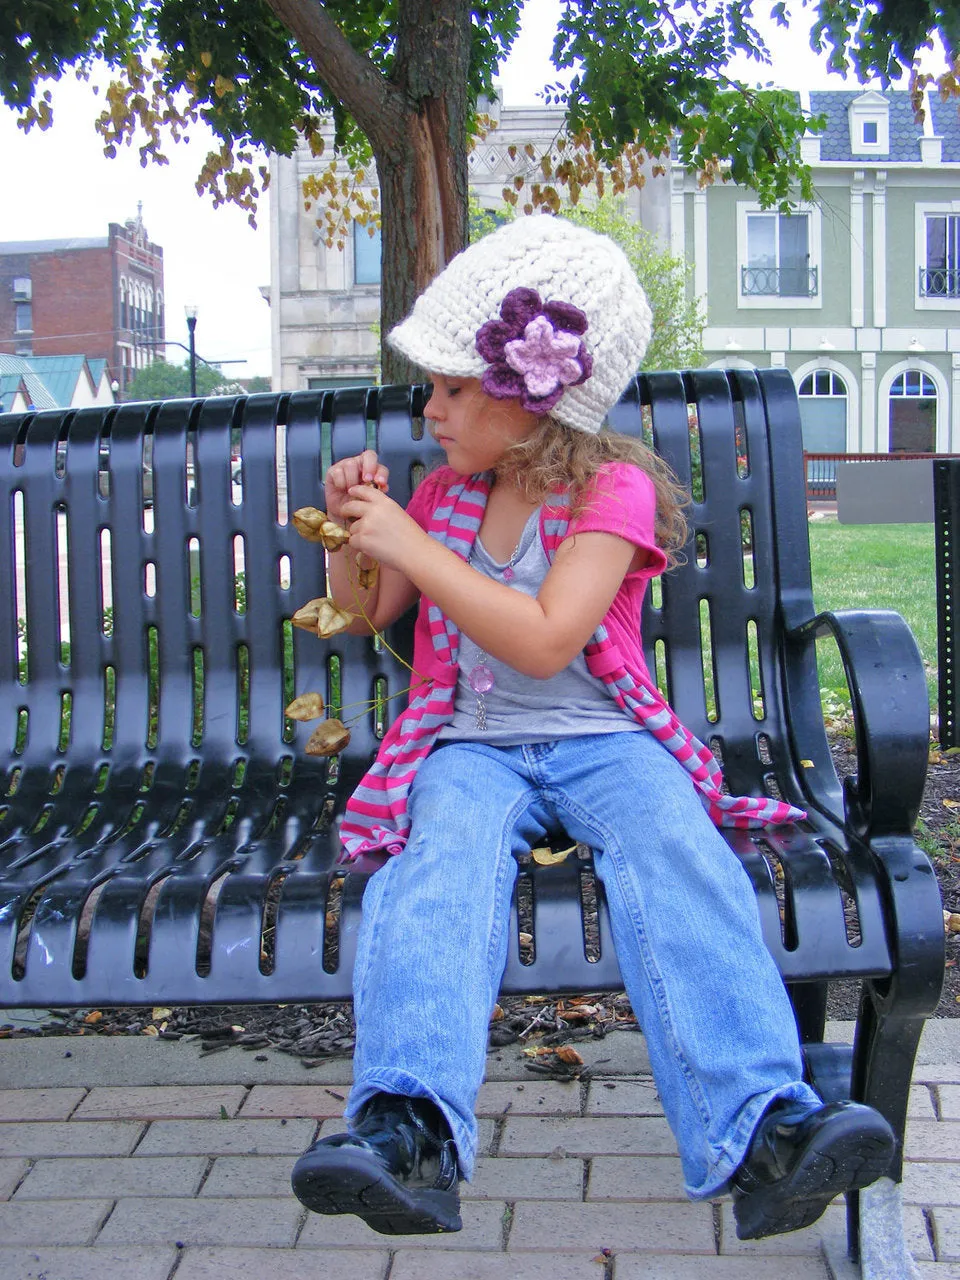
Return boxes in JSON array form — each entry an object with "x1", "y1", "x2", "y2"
[{"x1": 3, "y1": 738, "x2": 957, "y2": 1075}]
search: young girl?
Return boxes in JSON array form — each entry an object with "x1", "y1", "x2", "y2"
[{"x1": 290, "y1": 215, "x2": 894, "y2": 1240}]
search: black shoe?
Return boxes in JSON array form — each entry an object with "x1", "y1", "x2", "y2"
[
  {"x1": 290, "y1": 1092, "x2": 462, "y2": 1235},
  {"x1": 731, "y1": 1099, "x2": 895, "y2": 1241}
]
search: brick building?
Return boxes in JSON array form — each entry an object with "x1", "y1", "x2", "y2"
[{"x1": 0, "y1": 206, "x2": 164, "y2": 397}]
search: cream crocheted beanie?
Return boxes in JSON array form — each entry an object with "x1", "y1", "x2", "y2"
[{"x1": 387, "y1": 215, "x2": 652, "y2": 435}]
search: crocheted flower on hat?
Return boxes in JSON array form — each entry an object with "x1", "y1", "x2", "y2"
[{"x1": 475, "y1": 287, "x2": 593, "y2": 414}]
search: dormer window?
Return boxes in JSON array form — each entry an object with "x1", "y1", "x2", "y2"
[{"x1": 849, "y1": 91, "x2": 889, "y2": 154}]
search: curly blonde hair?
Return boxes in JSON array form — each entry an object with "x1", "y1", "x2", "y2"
[{"x1": 495, "y1": 414, "x2": 689, "y2": 570}]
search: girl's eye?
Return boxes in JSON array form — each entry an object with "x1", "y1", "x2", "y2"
[{"x1": 447, "y1": 384, "x2": 462, "y2": 398}]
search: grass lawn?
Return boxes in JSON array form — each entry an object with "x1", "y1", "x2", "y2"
[{"x1": 807, "y1": 519, "x2": 938, "y2": 719}]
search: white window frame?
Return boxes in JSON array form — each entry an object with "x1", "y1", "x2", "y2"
[
  {"x1": 736, "y1": 203, "x2": 822, "y2": 310},
  {"x1": 849, "y1": 93, "x2": 889, "y2": 155},
  {"x1": 915, "y1": 201, "x2": 960, "y2": 311}
]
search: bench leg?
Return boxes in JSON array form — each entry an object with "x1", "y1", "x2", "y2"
[
  {"x1": 838, "y1": 988, "x2": 927, "y2": 1275},
  {"x1": 823, "y1": 1179, "x2": 921, "y2": 1279}
]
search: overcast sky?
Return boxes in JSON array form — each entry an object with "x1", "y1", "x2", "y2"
[{"x1": 0, "y1": 0, "x2": 910, "y2": 379}]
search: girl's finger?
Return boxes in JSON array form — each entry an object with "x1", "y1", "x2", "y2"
[{"x1": 358, "y1": 449, "x2": 381, "y2": 482}]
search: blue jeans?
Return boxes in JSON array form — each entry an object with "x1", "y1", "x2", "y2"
[{"x1": 345, "y1": 733, "x2": 820, "y2": 1198}]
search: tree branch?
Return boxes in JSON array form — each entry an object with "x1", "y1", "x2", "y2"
[{"x1": 261, "y1": 0, "x2": 409, "y2": 153}]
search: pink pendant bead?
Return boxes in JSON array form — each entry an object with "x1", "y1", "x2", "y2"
[
  {"x1": 502, "y1": 565, "x2": 516, "y2": 582},
  {"x1": 468, "y1": 664, "x2": 495, "y2": 695}
]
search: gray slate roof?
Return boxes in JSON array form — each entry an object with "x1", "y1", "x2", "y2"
[{"x1": 810, "y1": 89, "x2": 960, "y2": 162}]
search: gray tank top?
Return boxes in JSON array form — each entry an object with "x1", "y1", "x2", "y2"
[{"x1": 438, "y1": 508, "x2": 643, "y2": 746}]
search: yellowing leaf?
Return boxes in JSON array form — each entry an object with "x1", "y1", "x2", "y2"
[
  {"x1": 305, "y1": 719, "x2": 351, "y2": 757},
  {"x1": 152, "y1": 1007, "x2": 172, "y2": 1021},
  {"x1": 490, "y1": 1003, "x2": 504, "y2": 1022},
  {"x1": 945, "y1": 910, "x2": 960, "y2": 935},
  {"x1": 286, "y1": 692, "x2": 326, "y2": 721},
  {"x1": 532, "y1": 843, "x2": 576, "y2": 866},
  {"x1": 200, "y1": 51, "x2": 213, "y2": 67},
  {"x1": 944, "y1": 798, "x2": 960, "y2": 809},
  {"x1": 83, "y1": 1010, "x2": 103, "y2": 1025},
  {"x1": 142, "y1": 1024, "x2": 159, "y2": 1036},
  {"x1": 555, "y1": 1045, "x2": 584, "y2": 1065},
  {"x1": 800, "y1": 759, "x2": 815, "y2": 768}
]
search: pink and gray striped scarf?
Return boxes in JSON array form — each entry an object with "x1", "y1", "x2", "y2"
[{"x1": 338, "y1": 472, "x2": 805, "y2": 860}]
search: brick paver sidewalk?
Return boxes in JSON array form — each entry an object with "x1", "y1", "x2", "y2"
[{"x1": 0, "y1": 1026, "x2": 958, "y2": 1279}]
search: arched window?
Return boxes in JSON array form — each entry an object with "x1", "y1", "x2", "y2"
[
  {"x1": 120, "y1": 278, "x2": 128, "y2": 331},
  {"x1": 889, "y1": 371, "x2": 937, "y2": 453},
  {"x1": 797, "y1": 370, "x2": 848, "y2": 455}
]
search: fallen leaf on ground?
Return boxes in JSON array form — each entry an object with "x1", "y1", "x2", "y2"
[
  {"x1": 83, "y1": 1011, "x2": 103, "y2": 1025},
  {"x1": 945, "y1": 910, "x2": 960, "y2": 935},
  {"x1": 555, "y1": 1045, "x2": 584, "y2": 1065},
  {"x1": 532, "y1": 844, "x2": 576, "y2": 865}
]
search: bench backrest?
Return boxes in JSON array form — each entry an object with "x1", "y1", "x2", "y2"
[
  {"x1": 1, "y1": 371, "x2": 817, "y2": 848},
  {"x1": 1, "y1": 369, "x2": 842, "y2": 1005}
]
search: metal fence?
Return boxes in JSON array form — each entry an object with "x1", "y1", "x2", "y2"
[{"x1": 804, "y1": 451, "x2": 960, "y2": 502}]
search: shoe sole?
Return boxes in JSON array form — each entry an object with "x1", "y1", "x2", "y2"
[
  {"x1": 733, "y1": 1114, "x2": 895, "y2": 1241},
  {"x1": 291, "y1": 1146, "x2": 462, "y2": 1236}
]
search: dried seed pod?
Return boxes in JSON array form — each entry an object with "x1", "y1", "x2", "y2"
[
  {"x1": 285, "y1": 692, "x2": 326, "y2": 721},
  {"x1": 292, "y1": 507, "x2": 328, "y2": 541},
  {"x1": 291, "y1": 597, "x2": 355, "y2": 638},
  {"x1": 319, "y1": 520, "x2": 351, "y2": 551},
  {"x1": 291, "y1": 598, "x2": 324, "y2": 632},
  {"x1": 316, "y1": 598, "x2": 355, "y2": 637},
  {"x1": 305, "y1": 719, "x2": 351, "y2": 757},
  {"x1": 357, "y1": 562, "x2": 379, "y2": 590}
]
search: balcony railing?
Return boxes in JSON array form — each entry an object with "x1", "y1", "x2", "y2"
[
  {"x1": 741, "y1": 265, "x2": 818, "y2": 298},
  {"x1": 919, "y1": 266, "x2": 960, "y2": 298}
]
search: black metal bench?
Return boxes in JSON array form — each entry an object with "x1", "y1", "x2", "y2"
[{"x1": 0, "y1": 369, "x2": 944, "y2": 1262}]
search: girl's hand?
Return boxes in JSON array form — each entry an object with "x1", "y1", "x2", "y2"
[
  {"x1": 324, "y1": 450, "x2": 389, "y2": 519},
  {"x1": 341, "y1": 485, "x2": 426, "y2": 571}
]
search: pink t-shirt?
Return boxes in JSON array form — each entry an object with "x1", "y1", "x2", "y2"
[{"x1": 405, "y1": 461, "x2": 666, "y2": 688}]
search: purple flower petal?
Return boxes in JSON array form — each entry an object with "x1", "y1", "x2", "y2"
[
  {"x1": 572, "y1": 343, "x2": 593, "y2": 387},
  {"x1": 499, "y1": 287, "x2": 543, "y2": 331},
  {"x1": 481, "y1": 366, "x2": 526, "y2": 400},
  {"x1": 521, "y1": 385, "x2": 564, "y2": 415},
  {"x1": 475, "y1": 318, "x2": 514, "y2": 363},
  {"x1": 543, "y1": 300, "x2": 588, "y2": 335}
]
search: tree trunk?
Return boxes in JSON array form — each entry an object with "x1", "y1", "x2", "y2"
[{"x1": 262, "y1": 0, "x2": 472, "y2": 385}]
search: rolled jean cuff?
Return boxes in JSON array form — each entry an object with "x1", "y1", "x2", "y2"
[
  {"x1": 346, "y1": 1069, "x2": 476, "y2": 1180},
  {"x1": 687, "y1": 1080, "x2": 823, "y2": 1200}
]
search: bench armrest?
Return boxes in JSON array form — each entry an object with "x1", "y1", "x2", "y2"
[{"x1": 785, "y1": 609, "x2": 929, "y2": 841}]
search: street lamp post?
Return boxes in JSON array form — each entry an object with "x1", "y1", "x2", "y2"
[{"x1": 185, "y1": 304, "x2": 199, "y2": 397}]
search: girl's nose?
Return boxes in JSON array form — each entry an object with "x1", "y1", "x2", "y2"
[{"x1": 423, "y1": 388, "x2": 443, "y2": 421}]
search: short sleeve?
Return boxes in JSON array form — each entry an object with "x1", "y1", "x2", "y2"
[{"x1": 567, "y1": 462, "x2": 668, "y2": 579}]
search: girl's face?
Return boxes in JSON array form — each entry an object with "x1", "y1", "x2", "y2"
[{"x1": 424, "y1": 374, "x2": 538, "y2": 475}]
